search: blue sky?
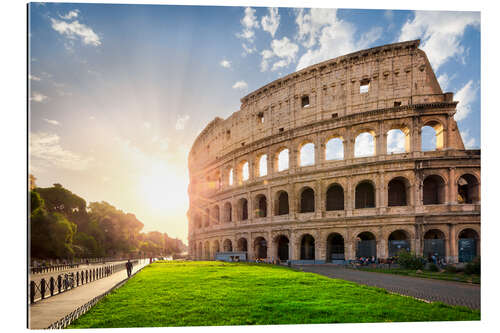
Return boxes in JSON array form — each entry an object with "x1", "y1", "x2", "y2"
[{"x1": 28, "y1": 2, "x2": 481, "y2": 241}]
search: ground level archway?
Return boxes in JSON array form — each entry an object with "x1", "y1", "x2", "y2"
[
  {"x1": 388, "y1": 230, "x2": 411, "y2": 257},
  {"x1": 356, "y1": 232, "x2": 376, "y2": 258},
  {"x1": 326, "y1": 233, "x2": 345, "y2": 261},
  {"x1": 254, "y1": 237, "x2": 267, "y2": 259},
  {"x1": 423, "y1": 229, "x2": 445, "y2": 259},
  {"x1": 458, "y1": 229, "x2": 479, "y2": 262},
  {"x1": 300, "y1": 234, "x2": 315, "y2": 260},
  {"x1": 276, "y1": 235, "x2": 289, "y2": 261}
]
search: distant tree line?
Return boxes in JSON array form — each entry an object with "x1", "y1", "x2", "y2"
[{"x1": 30, "y1": 182, "x2": 187, "y2": 260}]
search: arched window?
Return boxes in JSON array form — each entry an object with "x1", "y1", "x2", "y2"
[
  {"x1": 300, "y1": 234, "x2": 315, "y2": 260},
  {"x1": 240, "y1": 161, "x2": 249, "y2": 182},
  {"x1": 299, "y1": 142, "x2": 315, "y2": 166},
  {"x1": 457, "y1": 174, "x2": 479, "y2": 204},
  {"x1": 355, "y1": 181, "x2": 375, "y2": 208},
  {"x1": 423, "y1": 175, "x2": 445, "y2": 205},
  {"x1": 238, "y1": 198, "x2": 248, "y2": 220},
  {"x1": 388, "y1": 177, "x2": 408, "y2": 206},
  {"x1": 355, "y1": 131, "x2": 375, "y2": 157},
  {"x1": 277, "y1": 148, "x2": 289, "y2": 172},
  {"x1": 326, "y1": 184, "x2": 344, "y2": 211},
  {"x1": 258, "y1": 154, "x2": 267, "y2": 177},
  {"x1": 275, "y1": 191, "x2": 289, "y2": 215},
  {"x1": 255, "y1": 194, "x2": 267, "y2": 218},
  {"x1": 387, "y1": 128, "x2": 409, "y2": 154},
  {"x1": 422, "y1": 121, "x2": 444, "y2": 151},
  {"x1": 300, "y1": 187, "x2": 315, "y2": 213},
  {"x1": 228, "y1": 168, "x2": 233, "y2": 186},
  {"x1": 325, "y1": 137, "x2": 343, "y2": 160},
  {"x1": 223, "y1": 239, "x2": 233, "y2": 252}
]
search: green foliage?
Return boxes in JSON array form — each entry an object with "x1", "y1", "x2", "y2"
[
  {"x1": 445, "y1": 265, "x2": 457, "y2": 274},
  {"x1": 69, "y1": 262, "x2": 479, "y2": 328},
  {"x1": 464, "y1": 257, "x2": 480, "y2": 275},
  {"x1": 396, "y1": 250, "x2": 426, "y2": 270},
  {"x1": 30, "y1": 191, "x2": 44, "y2": 213},
  {"x1": 427, "y1": 263, "x2": 439, "y2": 272}
]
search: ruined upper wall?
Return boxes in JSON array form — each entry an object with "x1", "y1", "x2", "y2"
[{"x1": 189, "y1": 39, "x2": 448, "y2": 171}]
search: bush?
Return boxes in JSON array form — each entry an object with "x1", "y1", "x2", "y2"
[
  {"x1": 427, "y1": 263, "x2": 439, "y2": 272},
  {"x1": 445, "y1": 265, "x2": 457, "y2": 273},
  {"x1": 464, "y1": 257, "x2": 480, "y2": 275},
  {"x1": 396, "y1": 250, "x2": 426, "y2": 270}
]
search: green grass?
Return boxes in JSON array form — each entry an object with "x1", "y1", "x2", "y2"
[
  {"x1": 68, "y1": 261, "x2": 479, "y2": 328},
  {"x1": 354, "y1": 267, "x2": 480, "y2": 284}
]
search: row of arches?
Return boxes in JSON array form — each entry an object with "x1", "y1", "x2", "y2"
[
  {"x1": 193, "y1": 173, "x2": 479, "y2": 228},
  {"x1": 221, "y1": 122, "x2": 446, "y2": 187},
  {"x1": 193, "y1": 228, "x2": 479, "y2": 263}
]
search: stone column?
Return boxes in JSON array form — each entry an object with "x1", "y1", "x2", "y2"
[
  {"x1": 412, "y1": 116, "x2": 421, "y2": 153},
  {"x1": 248, "y1": 235, "x2": 255, "y2": 260},
  {"x1": 346, "y1": 176, "x2": 353, "y2": 215},
  {"x1": 448, "y1": 167, "x2": 456, "y2": 204},
  {"x1": 290, "y1": 232, "x2": 299, "y2": 261},
  {"x1": 449, "y1": 224, "x2": 458, "y2": 263}
]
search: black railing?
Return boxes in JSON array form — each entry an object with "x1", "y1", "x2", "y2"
[
  {"x1": 28, "y1": 260, "x2": 139, "y2": 304},
  {"x1": 29, "y1": 263, "x2": 81, "y2": 274},
  {"x1": 29, "y1": 257, "x2": 144, "y2": 274}
]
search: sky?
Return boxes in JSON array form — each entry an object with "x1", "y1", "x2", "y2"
[{"x1": 28, "y1": 2, "x2": 480, "y2": 243}]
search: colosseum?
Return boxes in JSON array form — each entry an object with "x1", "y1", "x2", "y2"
[{"x1": 187, "y1": 39, "x2": 480, "y2": 265}]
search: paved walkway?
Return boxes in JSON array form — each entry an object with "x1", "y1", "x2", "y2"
[
  {"x1": 296, "y1": 265, "x2": 480, "y2": 310},
  {"x1": 29, "y1": 259, "x2": 150, "y2": 329}
]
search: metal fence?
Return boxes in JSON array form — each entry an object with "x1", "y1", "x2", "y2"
[
  {"x1": 30, "y1": 263, "x2": 81, "y2": 274},
  {"x1": 28, "y1": 260, "x2": 138, "y2": 304},
  {"x1": 29, "y1": 257, "x2": 142, "y2": 274}
]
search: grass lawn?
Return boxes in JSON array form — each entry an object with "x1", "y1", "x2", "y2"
[
  {"x1": 69, "y1": 261, "x2": 479, "y2": 328},
  {"x1": 354, "y1": 267, "x2": 480, "y2": 284}
]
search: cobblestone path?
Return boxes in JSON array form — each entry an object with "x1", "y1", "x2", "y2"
[{"x1": 296, "y1": 265, "x2": 480, "y2": 310}]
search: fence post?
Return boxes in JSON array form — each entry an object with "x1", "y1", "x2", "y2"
[
  {"x1": 50, "y1": 277, "x2": 55, "y2": 296},
  {"x1": 82, "y1": 271, "x2": 85, "y2": 284},
  {"x1": 30, "y1": 281, "x2": 35, "y2": 304},
  {"x1": 40, "y1": 278, "x2": 46, "y2": 299},
  {"x1": 76, "y1": 271, "x2": 79, "y2": 286},
  {"x1": 57, "y1": 275, "x2": 62, "y2": 293}
]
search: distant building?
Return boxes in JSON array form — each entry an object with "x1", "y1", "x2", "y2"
[{"x1": 29, "y1": 174, "x2": 37, "y2": 191}]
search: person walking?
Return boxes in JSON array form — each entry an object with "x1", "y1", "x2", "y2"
[{"x1": 126, "y1": 259, "x2": 133, "y2": 278}]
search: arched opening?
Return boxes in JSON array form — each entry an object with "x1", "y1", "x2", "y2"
[
  {"x1": 237, "y1": 238, "x2": 248, "y2": 252},
  {"x1": 212, "y1": 241, "x2": 220, "y2": 259},
  {"x1": 326, "y1": 233, "x2": 345, "y2": 261},
  {"x1": 228, "y1": 168, "x2": 234, "y2": 186},
  {"x1": 355, "y1": 181, "x2": 375, "y2": 208},
  {"x1": 326, "y1": 184, "x2": 344, "y2": 211},
  {"x1": 388, "y1": 177, "x2": 408, "y2": 206},
  {"x1": 300, "y1": 234, "x2": 315, "y2": 260},
  {"x1": 255, "y1": 194, "x2": 267, "y2": 218},
  {"x1": 388, "y1": 230, "x2": 411, "y2": 257},
  {"x1": 356, "y1": 232, "x2": 376, "y2": 258},
  {"x1": 258, "y1": 154, "x2": 267, "y2": 177},
  {"x1": 275, "y1": 191, "x2": 289, "y2": 215},
  {"x1": 223, "y1": 239, "x2": 233, "y2": 252},
  {"x1": 423, "y1": 175, "x2": 446, "y2": 205},
  {"x1": 277, "y1": 148, "x2": 289, "y2": 172},
  {"x1": 300, "y1": 187, "x2": 315, "y2": 213},
  {"x1": 457, "y1": 174, "x2": 479, "y2": 204},
  {"x1": 458, "y1": 229, "x2": 479, "y2": 262},
  {"x1": 423, "y1": 229, "x2": 446, "y2": 259},
  {"x1": 224, "y1": 202, "x2": 232, "y2": 222},
  {"x1": 299, "y1": 142, "x2": 315, "y2": 166},
  {"x1": 238, "y1": 198, "x2": 248, "y2": 220},
  {"x1": 421, "y1": 121, "x2": 444, "y2": 151},
  {"x1": 387, "y1": 128, "x2": 409, "y2": 154},
  {"x1": 301, "y1": 95, "x2": 310, "y2": 108},
  {"x1": 212, "y1": 205, "x2": 220, "y2": 224},
  {"x1": 325, "y1": 137, "x2": 343, "y2": 160},
  {"x1": 254, "y1": 237, "x2": 267, "y2": 259},
  {"x1": 354, "y1": 131, "x2": 375, "y2": 157},
  {"x1": 239, "y1": 161, "x2": 249, "y2": 182},
  {"x1": 204, "y1": 208, "x2": 210, "y2": 227},
  {"x1": 276, "y1": 235, "x2": 289, "y2": 261}
]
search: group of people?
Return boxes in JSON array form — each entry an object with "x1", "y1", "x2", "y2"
[
  {"x1": 427, "y1": 253, "x2": 447, "y2": 267},
  {"x1": 356, "y1": 256, "x2": 377, "y2": 265}
]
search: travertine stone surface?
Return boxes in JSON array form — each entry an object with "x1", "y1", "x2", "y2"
[{"x1": 187, "y1": 40, "x2": 480, "y2": 264}]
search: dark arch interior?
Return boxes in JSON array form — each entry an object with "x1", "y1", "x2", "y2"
[
  {"x1": 423, "y1": 229, "x2": 445, "y2": 259},
  {"x1": 355, "y1": 182, "x2": 375, "y2": 208},
  {"x1": 326, "y1": 185, "x2": 344, "y2": 211},
  {"x1": 276, "y1": 191, "x2": 289, "y2": 215},
  {"x1": 388, "y1": 178, "x2": 407, "y2": 206},
  {"x1": 300, "y1": 188, "x2": 315, "y2": 213},
  {"x1": 256, "y1": 195, "x2": 267, "y2": 217},
  {"x1": 458, "y1": 174, "x2": 479, "y2": 204},
  {"x1": 224, "y1": 203, "x2": 232, "y2": 222},
  {"x1": 223, "y1": 239, "x2": 233, "y2": 252},
  {"x1": 388, "y1": 230, "x2": 410, "y2": 257},
  {"x1": 276, "y1": 235, "x2": 289, "y2": 261},
  {"x1": 423, "y1": 175, "x2": 445, "y2": 205},
  {"x1": 237, "y1": 238, "x2": 248, "y2": 252},
  {"x1": 254, "y1": 237, "x2": 267, "y2": 259},
  {"x1": 458, "y1": 228, "x2": 479, "y2": 263},
  {"x1": 356, "y1": 232, "x2": 376, "y2": 258},
  {"x1": 300, "y1": 234, "x2": 315, "y2": 260},
  {"x1": 326, "y1": 233, "x2": 344, "y2": 261},
  {"x1": 239, "y1": 198, "x2": 248, "y2": 220}
]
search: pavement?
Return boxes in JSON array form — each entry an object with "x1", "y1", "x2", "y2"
[
  {"x1": 29, "y1": 259, "x2": 150, "y2": 329},
  {"x1": 296, "y1": 265, "x2": 480, "y2": 310}
]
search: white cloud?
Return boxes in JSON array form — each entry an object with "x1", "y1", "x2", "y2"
[
  {"x1": 260, "y1": 37, "x2": 299, "y2": 72},
  {"x1": 29, "y1": 74, "x2": 41, "y2": 81},
  {"x1": 295, "y1": 9, "x2": 382, "y2": 70},
  {"x1": 175, "y1": 115, "x2": 190, "y2": 130},
  {"x1": 454, "y1": 80, "x2": 479, "y2": 121},
  {"x1": 43, "y1": 118, "x2": 61, "y2": 126},
  {"x1": 30, "y1": 132, "x2": 92, "y2": 171},
  {"x1": 59, "y1": 10, "x2": 79, "y2": 20},
  {"x1": 50, "y1": 17, "x2": 101, "y2": 46},
  {"x1": 261, "y1": 8, "x2": 280, "y2": 37},
  {"x1": 398, "y1": 11, "x2": 480, "y2": 71},
  {"x1": 220, "y1": 59, "x2": 231, "y2": 68},
  {"x1": 354, "y1": 132, "x2": 375, "y2": 157},
  {"x1": 237, "y1": 7, "x2": 260, "y2": 55},
  {"x1": 30, "y1": 92, "x2": 48, "y2": 103},
  {"x1": 241, "y1": 43, "x2": 257, "y2": 55},
  {"x1": 232, "y1": 80, "x2": 248, "y2": 91},
  {"x1": 387, "y1": 129, "x2": 406, "y2": 154},
  {"x1": 460, "y1": 129, "x2": 478, "y2": 149}
]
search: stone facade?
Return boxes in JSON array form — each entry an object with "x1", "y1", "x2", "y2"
[{"x1": 187, "y1": 40, "x2": 480, "y2": 264}]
